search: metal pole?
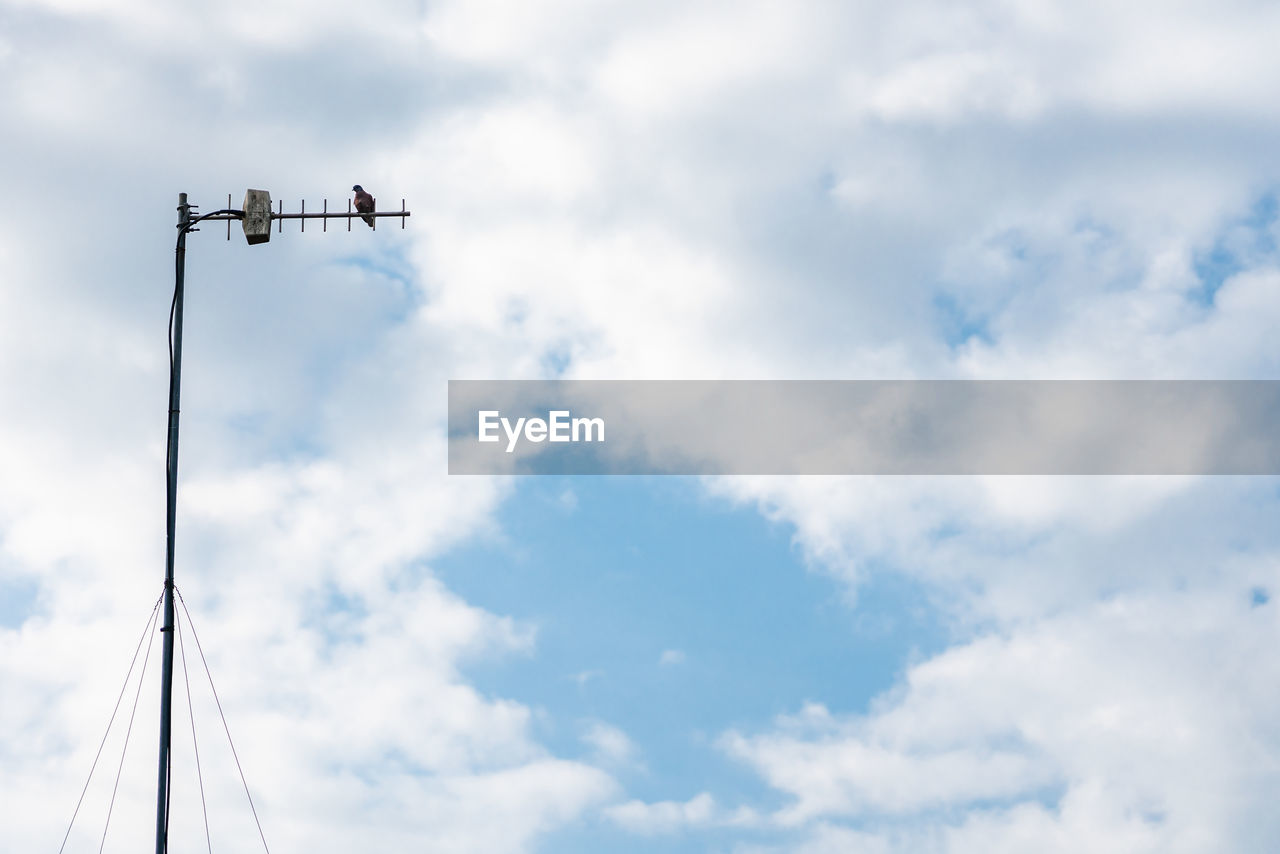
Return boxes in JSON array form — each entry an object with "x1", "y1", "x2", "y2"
[
  {"x1": 155, "y1": 193, "x2": 188, "y2": 854},
  {"x1": 138, "y1": 189, "x2": 406, "y2": 851}
]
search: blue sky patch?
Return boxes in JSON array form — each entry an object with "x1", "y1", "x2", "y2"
[
  {"x1": 1192, "y1": 192, "x2": 1278, "y2": 305},
  {"x1": 434, "y1": 476, "x2": 949, "y2": 851}
]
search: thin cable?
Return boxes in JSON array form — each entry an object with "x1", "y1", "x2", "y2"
[
  {"x1": 166, "y1": 206, "x2": 251, "y2": 482},
  {"x1": 175, "y1": 587, "x2": 271, "y2": 854},
  {"x1": 99, "y1": 598, "x2": 163, "y2": 854},
  {"x1": 168, "y1": 231, "x2": 181, "y2": 481},
  {"x1": 57, "y1": 593, "x2": 164, "y2": 854},
  {"x1": 177, "y1": 604, "x2": 214, "y2": 854},
  {"x1": 166, "y1": 210, "x2": 243, "y2": 501},
  {"x1": 168, "y1": 276, "x2": 178, "y2": 395}
]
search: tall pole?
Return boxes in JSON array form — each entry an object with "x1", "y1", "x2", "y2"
[
  {"x1": 155, "y1": 193, "x2": 188, "y2": 854},
  {"x1": 137, "y1": 189, "x2": 405, "y2": 853}
]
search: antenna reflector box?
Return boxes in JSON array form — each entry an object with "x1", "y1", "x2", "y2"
[{"x1": 242, "y1": 189, "x2": 271, "y2": 245}]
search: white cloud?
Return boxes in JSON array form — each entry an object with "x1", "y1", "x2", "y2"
[
  {"x1": 556, "y1": 487, "x2": 579, "y2": 512},
  {"x1": 581, "y1": 720, "x2": 639, "y2": 767},
  {"x1": 722, "y1": 714, "x2": 1056, "y2": 822},
  {"x1": 5, "y1": 0, "x2": 1280, "y2": 851},
  {"x1": 716, "y1": 578, "x2": 1280, "y2": 850},
  {"x1": 659, "y1": 648, "x2": 686, "y2": 666},
  {"x1": 604, "y1": 791, "x2": 761, "y2": 835}
]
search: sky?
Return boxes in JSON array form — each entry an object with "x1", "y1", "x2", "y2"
[{"x1": 2, "y1": 1, "x2": 1280, "y2": 852}]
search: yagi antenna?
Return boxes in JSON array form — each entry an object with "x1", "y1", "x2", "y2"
[{"x1": 192, "y1": 189, "x2": 411, "y2": 244}]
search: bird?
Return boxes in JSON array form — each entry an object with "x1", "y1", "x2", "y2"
[{"x1": 352, "y1": 184, "x2": 375, "y2": 228}]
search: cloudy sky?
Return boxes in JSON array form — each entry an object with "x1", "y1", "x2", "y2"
[{"x1": 3, "y1": 1, "x2": 1280, "y2": 852}]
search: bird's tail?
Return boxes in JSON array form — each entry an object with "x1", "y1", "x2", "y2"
[{"x1": 363, "y1": 196, "x2": 376, "y2": 227}]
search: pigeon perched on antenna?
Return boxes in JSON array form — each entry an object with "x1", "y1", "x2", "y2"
[{"x1": 352, "y1": 185, "x2": 375, "y2": 228}]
